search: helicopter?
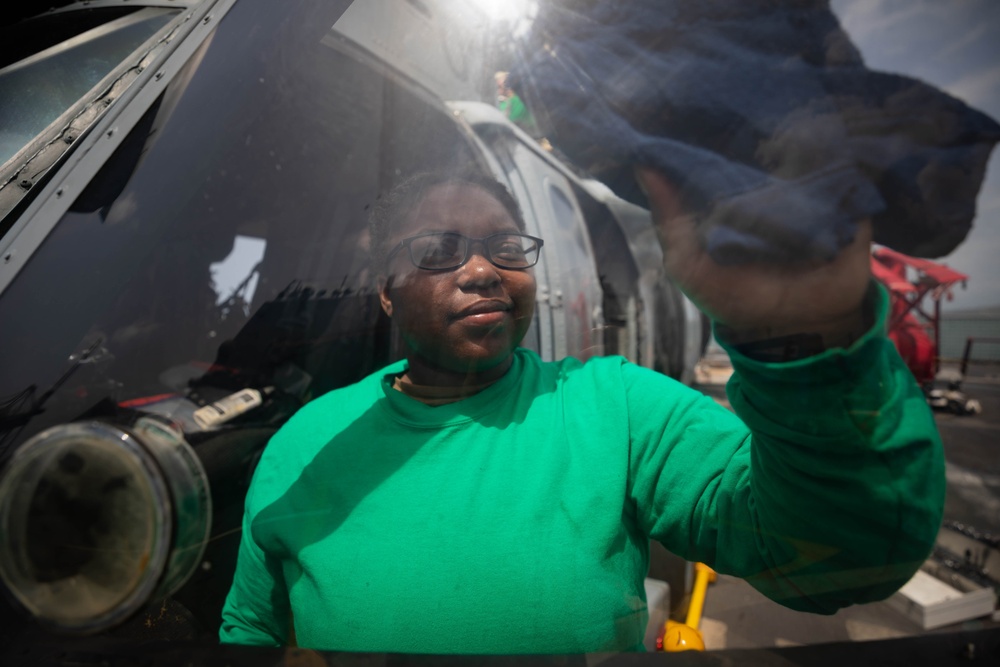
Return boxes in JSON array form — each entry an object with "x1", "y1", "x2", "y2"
[{"x1": 0, "y1": 1, "x2": 996, "y2": 664}]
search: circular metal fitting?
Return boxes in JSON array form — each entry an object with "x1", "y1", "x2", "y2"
[{"x1": 0, "y1": 418, "x2": 211, "y2": 634}]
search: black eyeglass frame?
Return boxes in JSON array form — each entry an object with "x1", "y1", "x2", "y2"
[{"x1": 385, "y1": 231, "x2": 545, "y2": 271}]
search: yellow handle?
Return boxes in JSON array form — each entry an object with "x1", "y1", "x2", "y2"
[
  {"x1": 658, "y1": 563, "x2": 716, "y2": 652},
  {"x1": 685, "y1": 562, "x2": 717, "y2": 630}
]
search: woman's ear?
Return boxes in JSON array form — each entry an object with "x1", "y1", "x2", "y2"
[{"x1": 377, "y1": 275, "x2": 393, "y2": 317}]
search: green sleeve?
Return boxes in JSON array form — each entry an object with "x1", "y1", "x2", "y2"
[
  {"x1": 506, "y1": 95, "x2": 528, "y2": 123},
  {"x1": 219, "y1": 484, "x2": 291, "y2": 646},
  {"x1": 626, "y1": 282, "x2": 945, "y2": 613}
]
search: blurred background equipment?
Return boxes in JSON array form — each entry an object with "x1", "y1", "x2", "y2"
[{"x1": 870, "y1": 247, "x2": 981, "y2": 416}]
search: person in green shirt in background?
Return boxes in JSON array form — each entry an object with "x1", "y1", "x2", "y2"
[
  {"x1": 220, "y1": 163, "x2": 944, "y2": 653},
  {"x1": 496, "y1": 71, "x2": 540, "y2": 138}
]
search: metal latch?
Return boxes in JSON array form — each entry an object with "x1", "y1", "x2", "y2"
[{"x1": 538, "y1": 286, "x2": 563, "y2": 308}]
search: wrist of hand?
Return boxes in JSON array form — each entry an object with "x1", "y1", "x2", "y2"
[{"x1": 716, "y1": 292, "x2": 876, "y2": 363}]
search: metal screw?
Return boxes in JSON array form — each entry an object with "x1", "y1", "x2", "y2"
[
  {"x1": 3, "y1": 253, "x2": 12, "y2": 263},
  {"x1": 18, "y1": 180, "x2": 31, "y2": 190},
  {"x1": 56, "y1": 189, "x2": 64, "y2": 197},
  {"x1": 203, "y1": 14, "x2": 212, "y2": 24},
  {"x1": 154, "y1": 71, "x2": 165, "y2": 81},
  {"x1": 103, "y1": 97, "x2": 113, "y2": 106},
  {"x1": 63, "y1": 135, "x2": 74, "y2": 144}
]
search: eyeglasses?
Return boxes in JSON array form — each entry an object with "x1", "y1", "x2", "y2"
[{"x1": 386, "y1": 231, "x2": 544, "y2": 271}]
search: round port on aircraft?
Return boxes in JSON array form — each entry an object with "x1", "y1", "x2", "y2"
[{"x1": 0, "y1": 418, "x2": 211, "y2": 634}]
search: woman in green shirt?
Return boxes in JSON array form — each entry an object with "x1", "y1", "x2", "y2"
[{"x1": 221, "y1": 167, "x2": 943, "y2": 653}]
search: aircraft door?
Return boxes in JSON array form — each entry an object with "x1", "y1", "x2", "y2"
[
  {"x1": 507, "y1": 143, "x2": 604, "y2": 361},
  {"x1": 478, "y1": 134, "x2": 556, "y2": 361},
  {"x1": 483, "y1": 168, "x2": 548, "y2": 357}
]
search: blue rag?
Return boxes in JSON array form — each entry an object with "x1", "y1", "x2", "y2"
[{"x1": 509, "y1": 0, "x2": 1000, "y2": 264}]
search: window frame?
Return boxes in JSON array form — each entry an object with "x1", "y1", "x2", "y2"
[{"x1": 0, "y1": 1, "x2": 232, "y2": 285}]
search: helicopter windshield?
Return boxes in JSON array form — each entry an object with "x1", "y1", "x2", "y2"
[{"x1": 0, "y1": 0, "x2": 997, "y2": 661}]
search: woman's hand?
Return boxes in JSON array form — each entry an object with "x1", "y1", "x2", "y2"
[{"x1": 635, "y1": 168, "x2": 873, "y2": 348}]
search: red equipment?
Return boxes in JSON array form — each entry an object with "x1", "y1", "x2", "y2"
[{"x1": 870, "y1": 247, "x2": 968, "y2": 386}]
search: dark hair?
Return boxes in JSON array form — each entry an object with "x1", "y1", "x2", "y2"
[{"x1": 368, "y1": 167, "x2": 526, "y2": 273}]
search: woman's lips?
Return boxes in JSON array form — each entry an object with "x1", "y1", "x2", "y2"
[{"x1": 453, "y1": 300, "x2": 511, "y2": 326}]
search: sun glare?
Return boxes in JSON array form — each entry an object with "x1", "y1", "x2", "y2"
[{"x1": 466, "y1": 0, "x2": 535, "y2": 23}]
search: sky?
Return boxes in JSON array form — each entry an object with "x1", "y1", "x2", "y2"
[{"x1": 830, "y1": 0, "x2": 1000, "y2": 310}]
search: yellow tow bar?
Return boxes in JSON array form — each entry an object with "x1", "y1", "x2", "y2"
[{"x1": 656, "y1": 562, "x2": 716, "y2": 652}]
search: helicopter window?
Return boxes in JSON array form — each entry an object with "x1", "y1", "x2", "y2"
[
  {"x1": 547, "y1": 182, "x2": 593, "y2": 257},
  {"x1": 0, "y1": 29, "x2": 483, "y2": 450},
  {"x1": 0, "y1": 7, "x2": 179, "y2": 169},
  {"x1": 0, "y1": 8, "x2": 488, "y2": 634},
  {"x1": 210, "y1": 235, "x2": 267, "y2": 317},
  {"x1": 0, "y1": 0, "x2": 997, "y2": 659}
]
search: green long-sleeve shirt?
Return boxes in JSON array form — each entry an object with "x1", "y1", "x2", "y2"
[{"x1": 220, "y1": 285, "x2": 944, "y2": 653}]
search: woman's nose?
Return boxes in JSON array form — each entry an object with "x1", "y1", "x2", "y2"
[{"x1": 456, "y1": 249, "x2": 502, "y2": 288}]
